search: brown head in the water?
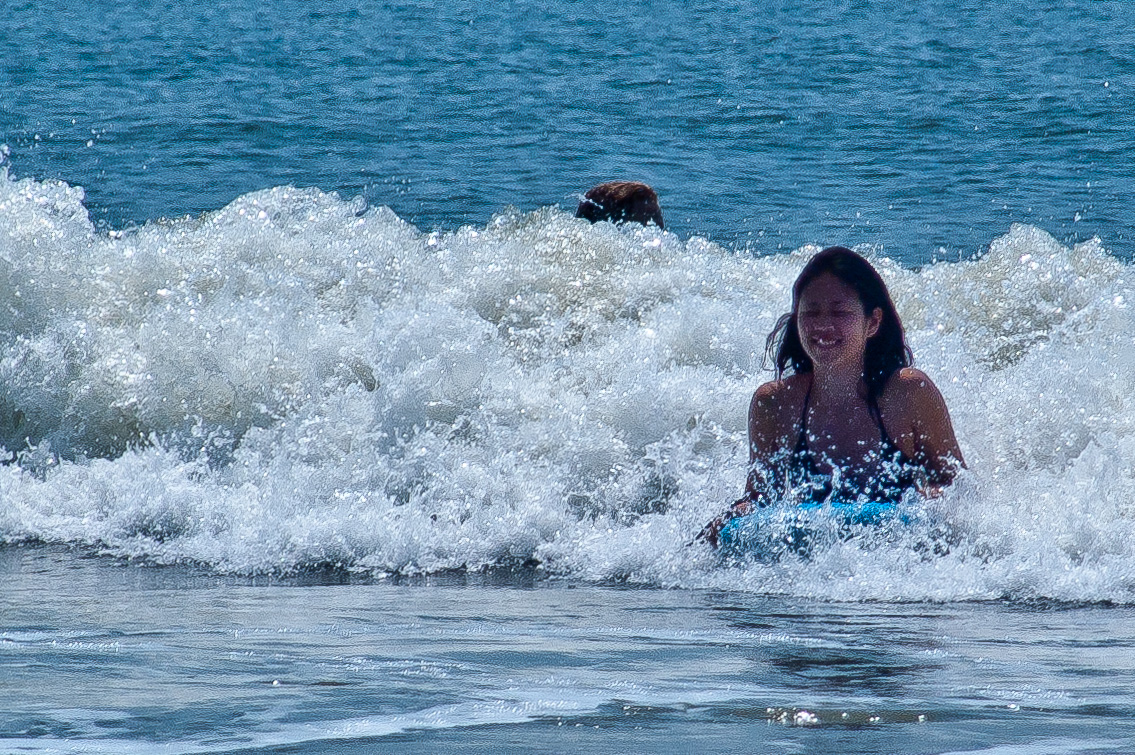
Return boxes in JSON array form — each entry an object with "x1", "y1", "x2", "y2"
[{"x1": 576, "y1": 181, "x2": 664, "y2": 229}]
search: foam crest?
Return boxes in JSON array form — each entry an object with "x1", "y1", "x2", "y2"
[{"x1": 2, "y1": 171, "x2": 1134, "y2": 602}]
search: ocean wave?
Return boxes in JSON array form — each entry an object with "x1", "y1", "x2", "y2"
[{"x1": 2, "y1": 169, "x2": 1134, "y2": 603}]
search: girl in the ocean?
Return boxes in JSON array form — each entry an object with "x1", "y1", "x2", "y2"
[{"x1": 699, "y1": 246, "x2": 964, "y2": 547}]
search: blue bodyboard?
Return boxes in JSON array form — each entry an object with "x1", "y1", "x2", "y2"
[{"x1": 717, "y1": 499, "x2": 921, "y2": 562}]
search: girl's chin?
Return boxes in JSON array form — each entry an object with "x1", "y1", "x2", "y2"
[{"x1": 805, "y1": 351, "x2": 860, "y2": 370}]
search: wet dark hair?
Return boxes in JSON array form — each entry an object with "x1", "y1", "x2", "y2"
[
  {"x1": 576, "y1": 181, "x2": 664, "y2": 229},
  {"x1": 766, "y1": 246, "x2": 912, "y2": 405}
]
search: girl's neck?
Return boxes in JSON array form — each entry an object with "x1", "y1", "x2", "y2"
[{"x1": 809, "y1": 363, "x2": 866, "y2": 402}]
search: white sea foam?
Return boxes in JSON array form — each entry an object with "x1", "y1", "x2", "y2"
[{"x1": 2, "y1": 167, "x2": 1134, "y2": 602}]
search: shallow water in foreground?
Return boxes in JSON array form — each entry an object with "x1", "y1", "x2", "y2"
[{"x1": 3, "y1": 545, "x2": 1134, "y2": 754}]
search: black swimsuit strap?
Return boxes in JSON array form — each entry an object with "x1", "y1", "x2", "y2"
[
  {"x1": 867, "y1": 396, "x2": 908, "y2": 457},
  {"x1": 795, "y1": 383, "x2": 813, "y2": 456},
  {"x1": 867, "y1": 399, "x2": 889, "y2": 444}
]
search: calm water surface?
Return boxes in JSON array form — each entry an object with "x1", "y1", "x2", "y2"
[{"x1": 3, "y1": 546, "x2": 1135, "y2": 754}]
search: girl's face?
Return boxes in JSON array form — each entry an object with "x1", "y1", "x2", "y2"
[{"x1": 796, "y1": 273, "x2": 882, "y2": 371}]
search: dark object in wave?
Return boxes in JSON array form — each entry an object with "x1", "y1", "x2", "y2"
[{"x1": 576, "y1": 181, "x2": 664, "y2": 229}]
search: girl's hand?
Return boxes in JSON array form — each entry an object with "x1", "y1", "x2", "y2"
[{"x1": 695, "y1": 496, "x2": 755, "y2": 547}]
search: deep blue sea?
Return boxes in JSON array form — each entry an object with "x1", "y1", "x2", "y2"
[
  {"x1": 3, "y1": 0, "x2": 1134, "y2": 259},
  {"x1": 3, "y1": 1, "x2": 1135, "y2": 753}
]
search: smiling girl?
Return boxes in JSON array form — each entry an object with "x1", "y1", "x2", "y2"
[{"x1": 699, "y1": 246, "x2": 964, "y2": 547}]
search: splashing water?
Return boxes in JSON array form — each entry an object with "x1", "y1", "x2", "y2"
[{"x1": 1, "y1": 167, "x2": 1133, "y2": 602}]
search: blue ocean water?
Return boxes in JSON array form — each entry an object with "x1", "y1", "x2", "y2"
[
  {"x1": 6, "y1": 546, "x2": 1135, "y2": 755},
  {"x1": 4, "y1": 1, "x2": 1135, "y2": 753},
  {"x1": 2, "y1": 0, "x2": 1133, "y2": 259}
]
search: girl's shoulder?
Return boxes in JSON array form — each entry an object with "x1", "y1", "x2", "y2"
[
  {"x1": 751, "y1": 373, "x2": 810, "y2": 418},
  {"x1": 749, "y1": 374, "x2": 811, "y2": 447},
  {"x1": 884, "y1": 366, "x2": 939, "y2": 393},
  {"x1": 879, "y1": 367, "x2": 948, "y2": 416},
  {"x1": 753, "y1": 373, "x2": 809, "y2": 400}
]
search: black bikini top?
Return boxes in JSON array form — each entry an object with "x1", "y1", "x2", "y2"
[{"x1": 784, "y1": 382, "x2": 919, "y2": 505}]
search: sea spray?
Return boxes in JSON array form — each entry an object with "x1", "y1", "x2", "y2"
[{"x1": 2, "y1": 169, "x2": 1135, "y2": 601}]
